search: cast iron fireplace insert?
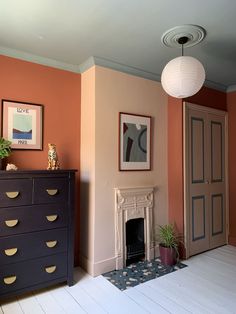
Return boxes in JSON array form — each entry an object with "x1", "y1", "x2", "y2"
[{"x1": 126, "y1": 218, "x2": 145, "y2": 265}]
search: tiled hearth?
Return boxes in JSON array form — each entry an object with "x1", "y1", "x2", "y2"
[{"x1": 103, "y1": 258, "x2": 187, "y2": 291}]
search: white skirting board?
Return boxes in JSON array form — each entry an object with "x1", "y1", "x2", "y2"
[
  {"x1": 80, "y1": 244, "x2": 159, "y2": 277},
  {"x1": 79, "y1": 254, "x2": 116, "y2": 276}
]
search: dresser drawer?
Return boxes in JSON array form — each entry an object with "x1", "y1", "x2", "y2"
[
  {"x1": 0, "y1": 252, "x2": 67, "y2": 295},
  {"x1": 33, "y1": 178, "x2": 68, "y2": 204},
  {"x1": 0, "y1": 228, "x2": 68, "y2": 264},
  {"x1": 0, "y1": 204, "x2": 68, "y2": 236},
  {"x1": 0, "y1": 179, "x2": 32, "y2": 208}
]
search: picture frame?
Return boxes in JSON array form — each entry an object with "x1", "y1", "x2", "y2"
[
  {"x1": 119, "y1": 112, "x2": 151, "y2": 171},
  {"x1": 1, "y1": 100, "x2": 43, "y2": 150}
]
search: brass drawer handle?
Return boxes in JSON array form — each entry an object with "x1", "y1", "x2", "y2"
[
  {"x1": 5, "y1": 219, "x2": 19, "y2": 227},
  {"x1": 5, "y1": 191, "x2": 20, "y2": 199},
  {"x1": 4, "y1": 276, "x2": 17, "y2": 285},
  {"x1": 4, "y1": 248, "x2": 18, "y2": 256},
  {"x1": 46, "y1": 189, "x2": 58, "y2": 196},
  {"x1": 46, "y1": 215, "x2": 58, "y2": 222},
  {"x1": 46, "y1": 240, "x2": 57, "y2": 248},
  {"x1": 45, "y1": 265, "x2": 56, "y2": 274}
]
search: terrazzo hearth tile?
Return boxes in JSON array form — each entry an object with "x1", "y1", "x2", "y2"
[{"x1": 102, "y1": 258, "x2": 187, "y2": 291}]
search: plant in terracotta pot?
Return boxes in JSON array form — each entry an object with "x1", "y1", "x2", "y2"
[
  {"x1": 0, "y1": 137, "x2": 12, "y2": 169},
  {"x1": 158, "y1": 224, "x2": 180, "y2": 266}
]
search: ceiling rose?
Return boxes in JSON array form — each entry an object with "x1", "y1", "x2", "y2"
[{"x1": 161, "y1": 24, "x2": 206, "y2": 49}]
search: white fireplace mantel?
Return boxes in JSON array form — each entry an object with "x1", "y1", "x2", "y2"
[{"x1": 114, "y1": 186, "x2": 155, "y2": 269}]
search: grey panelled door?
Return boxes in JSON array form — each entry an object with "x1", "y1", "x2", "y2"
[{"x1": 186, "y1": 103, "x2": 226, "y2": 256}]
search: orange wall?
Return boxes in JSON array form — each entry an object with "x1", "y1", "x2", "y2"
[
  {"x1": 168, "y1": 97, "x2": 183, "y2": 233},
  {"x1": 227, "y1": 91, "x2": 236, "y2": 245},
  {"x1": 0, "y1": 55, "x2": 81, "y2": 169},
  {"x1": 186, "y1": 86, "x2": 227, "y2": 111},
  {"x1": 168, "y1": 87, "x2": 227, "y2": 251},
  {"x1": 0, "y1": 55, "x2": 81, "y2": 263}
]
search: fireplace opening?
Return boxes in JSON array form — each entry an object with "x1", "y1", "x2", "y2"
[{"x1": 126, "y1": 218, "x2": 145, "y2": 265}]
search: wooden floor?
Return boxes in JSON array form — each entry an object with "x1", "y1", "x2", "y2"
[{"x1": 1, "y1": 245, "x2": 236, "y2": 313}]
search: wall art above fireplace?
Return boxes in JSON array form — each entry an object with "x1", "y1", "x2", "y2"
[{"x1": 119, "y1": 112, "x2": 151, "y2": 171}]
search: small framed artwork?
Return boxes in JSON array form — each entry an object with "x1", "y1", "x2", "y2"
[
  {"x1": 1, "y1": 100, "x2": 43, "y2": 150},
  {"x1": 119, "y1": 112, "x2": 151, "y2": 171}
]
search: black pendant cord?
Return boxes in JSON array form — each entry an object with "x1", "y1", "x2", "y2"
[{"x1": 177, "y1": 36, "x2": 189, "y2": 57}]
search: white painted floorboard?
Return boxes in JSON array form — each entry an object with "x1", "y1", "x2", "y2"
[
  {"x1": 1, "y1": 245, "x2": 236, "y2": 314},
  {"x1": 17, "y1": 292, "x2": 44, "y2": 314}
]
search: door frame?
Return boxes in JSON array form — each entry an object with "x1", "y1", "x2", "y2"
[{"x1": 183, "y1": 102, "x2": 229, "y2": 258}]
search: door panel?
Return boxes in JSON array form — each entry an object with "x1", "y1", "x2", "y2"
[
  {"x1": 185, "y1": 104, "x2": 227, "y2": 257},
  {"x1": 211, "y1": 194, "x2": 223, "y2": 236},
  {"x1": 188, "y1": 109, "x2": 210, "y2": 255},
  {"x1": 191, "y1": 118, "x2": 205, "y2": 183},
  {"x1": 211, "y1": 121, "x2": 223, "y2": 182},
  {"x1": 192, "y1": 195, "x2": 206, "y2": 241},
  {"x1": 209, "y1": 113, "x2": 226, "y2": 249}
]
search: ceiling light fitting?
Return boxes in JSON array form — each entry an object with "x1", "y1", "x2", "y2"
[{"x1": 161, "y1": 25, "x2": 206, "y2": 99}]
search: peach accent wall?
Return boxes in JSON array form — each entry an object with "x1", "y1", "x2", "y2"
[
  {"x1": 0, "y1": 55, "x2": 81, "y2": 263},
  {"x1": 80, "y1": 66, "x2": 96, "y2": 273},
  {"x1": 80, "y1": 65, "x2": 168, "y2": 276},
  {"x1": 168, "y1": 87, "x2": 227, "y2": 245},
  {"x1": 227, "y1": 91, "x2": 236, "y2": 245}
]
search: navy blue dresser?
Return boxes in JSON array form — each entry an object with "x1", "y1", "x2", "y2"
[{"x1": 0, "y1": 170, "x2": 76, "y2": 299}]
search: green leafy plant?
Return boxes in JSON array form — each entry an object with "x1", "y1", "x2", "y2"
[
  {"x1": 159, "y1": 224, "x2": 179, "y2": 249},
  {"x1": 157, "y1": 224, "x2": 182, "y2": 265},
  {"x1": 0, "y1": 137, "x2": 12, "y2": 159}
]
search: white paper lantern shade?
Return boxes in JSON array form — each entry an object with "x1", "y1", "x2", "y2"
[{"x1": 161, "y1": 56, "x2": 205, "y2": 98}]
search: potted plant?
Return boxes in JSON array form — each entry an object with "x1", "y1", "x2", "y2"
[
  {"x1": 0, "y1": 137, "x2": 12, "y2": 169},
  {"x1": 158, "y1": 224, "x2": 180, "y2": 266}
]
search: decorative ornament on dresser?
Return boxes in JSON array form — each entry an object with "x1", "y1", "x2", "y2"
[
  {"x1": 47, "y1": 143, "x2": 60, "y2": 170},
  {"x1": 0, "y1": 137, "x2": 12, "y2": 170}
]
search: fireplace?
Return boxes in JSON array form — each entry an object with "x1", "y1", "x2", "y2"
[
  {"x1": 126, "y1": 218, "x2": 145, "y2": 265},
  {"x1": 115, "y1": 187, "x2": 154, "y2": 269}
]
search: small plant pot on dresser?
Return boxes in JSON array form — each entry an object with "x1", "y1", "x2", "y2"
[{"x1": 0, "y1": 169, "x2": 77, "y2": 300}]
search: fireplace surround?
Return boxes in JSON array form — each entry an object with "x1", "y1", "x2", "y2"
[{"x1": 115, "y1": 187, "x2": 155, "y2": 269}]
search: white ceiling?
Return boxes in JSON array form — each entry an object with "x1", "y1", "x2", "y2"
[{"x1": 0, "y1": 0, "x2": 236, "y2": 92}]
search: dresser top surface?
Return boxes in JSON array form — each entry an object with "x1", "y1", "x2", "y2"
[{"x1": 0, "y1": 169, "x2": 77, "y2": 179}]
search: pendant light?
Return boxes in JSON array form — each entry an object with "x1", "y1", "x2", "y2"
[{"x1": 161, "y1": 25, "x2": 206, "y2": 99}]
